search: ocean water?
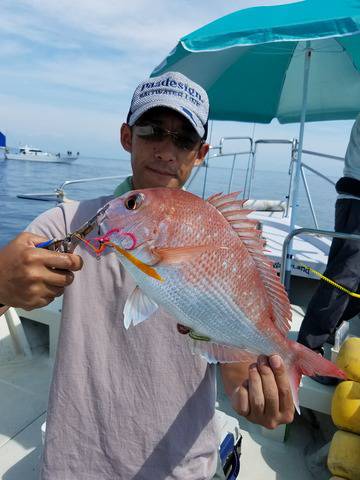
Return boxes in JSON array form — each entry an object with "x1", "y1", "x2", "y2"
[{"x1": 0, "y1": 154, "x2": 339, "y2": 249}]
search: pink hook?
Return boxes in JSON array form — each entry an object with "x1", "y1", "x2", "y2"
[{"x1": 82, "y1": 228, "x2": 137, "y2": 254}]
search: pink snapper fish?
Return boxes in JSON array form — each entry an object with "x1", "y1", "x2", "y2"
[{"x1": 99, "y1": 188, "x2": 346, "y2": 411}]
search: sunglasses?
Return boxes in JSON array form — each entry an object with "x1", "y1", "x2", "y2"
[{"x1": 133, "y1": 123, "x2": 203, "y2": 151}]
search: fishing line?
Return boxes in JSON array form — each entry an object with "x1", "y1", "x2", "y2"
[{"x1": 301, "y1": 263, "x2": 360, "y2": 299}]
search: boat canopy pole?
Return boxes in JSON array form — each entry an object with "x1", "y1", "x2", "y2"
[{"x1": 284, "y1": 41, "x2": 312, "y2": 291}]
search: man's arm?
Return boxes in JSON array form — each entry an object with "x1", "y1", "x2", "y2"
[
  {"x1": 220, "y1": 355, "x2": 294, "y2": 429},
  {"x1": 0, "y1": 232, "x2": 83, "y2": 311}
]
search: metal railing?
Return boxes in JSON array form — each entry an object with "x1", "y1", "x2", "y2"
[
  {"x1": 194, "y1": 136, "x2": 254, "y2": 198},
  {"x1": 294, "y1": 147, "x2": 344, "y2": 227},
  {"x1": 199, "y1": 137, "x2": 344, "y2": 228},
  {"x1": 252, "y1": 138, "x2": 297, "y2": 212},
  {"x1": 17, "y1": 137, "x2": 345, "y2": 230},
  {"x1": 280, "y1": 228, "x2": 360, "y2": 291},
  {"x1": 17, "y1": 175, "x2": 128, "y2": 202}
]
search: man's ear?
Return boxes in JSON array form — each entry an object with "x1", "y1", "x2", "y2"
[
  {"x1": 120, "y1": 123, "x2": 132, "y2": 152},
  {"x1": 194, "y1": 143, "x2": 209, "y2": 166}
]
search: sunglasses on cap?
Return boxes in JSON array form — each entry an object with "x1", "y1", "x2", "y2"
[{"x1": 133, "y1": 123, "x2": 203, "y2": 152}]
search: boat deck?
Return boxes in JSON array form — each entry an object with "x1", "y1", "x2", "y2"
[
  {"x1": 250, "y1": 211, "x2": 332, "y2": 279},
  {"x1": 1, "y1": 205, "x2": 357, "y2": 478},
  {"x1": 0, "y1": 355, "x2": 51, "y2": 479},
  {"x1": 2, "y1": 276, "x2": 359, "y2": 479}
]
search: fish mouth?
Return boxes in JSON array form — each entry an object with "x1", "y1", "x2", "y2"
[{"x1": 146, "y1": 166, "x2": 177, "y2": 178}]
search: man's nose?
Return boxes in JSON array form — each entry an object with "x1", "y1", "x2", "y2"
[{"x1": 154, "y1": 135, "x2": 178, "y2": 162}]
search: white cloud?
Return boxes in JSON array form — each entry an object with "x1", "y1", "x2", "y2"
[
  {"x1": 0, "y1": 93, "x2": 123, "y2": 157},
  {"x1": 5, "y1": 0, "x2": 347, "y2": 166},
  {"x1": 0, "y1": 56, "x2": 142, "y2": 98},
  {"x1": 1, "y1": 0, "x2": 301, "y2": 53},
  {"x1": 0, "y1": 39, "x2": 31, "y2": 57}
]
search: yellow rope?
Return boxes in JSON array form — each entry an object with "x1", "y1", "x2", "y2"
[{"x1": 301, "y1": 264, "x2": 360, "y2": 299}]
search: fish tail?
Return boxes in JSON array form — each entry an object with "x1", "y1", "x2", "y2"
[
  {"x1": 287, "y1": 364, "x2": 302, "y2": 414},
  {"x1": 286, "y1": 340, "x2": 347, "y2": 414}
]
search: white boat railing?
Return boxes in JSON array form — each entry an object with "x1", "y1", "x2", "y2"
[
  {"x1": 195, "y1": 137, "x2": 344, "y2": 227},
  {"x1": 186, "y1": 137, "x2": 254, "y2": 197},
  {"x1": 211, "y1": 137, "x2": 254, "y2": 196},
  {"x1": 195, "y1": 137, "x2": 298, "y2": 207},
  {"x1": 17, "y1": 175, "x2": 128, "y2": 202},
  {"x1": 252, "y1": 139, "x2": 297, "y2": 216},
  {"x1": 281, "y1": 228, "x2": 360, "y2": 290},
  {"x1": 17, "y1": 138, "x2": 345, "y2": 230},
  {"x1": 297, "y1": 148, "x2": 344, "y2": 228}
]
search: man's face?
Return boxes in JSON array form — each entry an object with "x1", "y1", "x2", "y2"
[{"x1": 120, "y1": 108, "x2": 209, "y2": 189}]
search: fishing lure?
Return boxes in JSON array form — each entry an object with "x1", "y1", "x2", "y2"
[{"x1": 76, "y1": 228, "x2": 163, "y2": 282}]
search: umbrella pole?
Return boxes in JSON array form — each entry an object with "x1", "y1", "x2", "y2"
[{"x1": 284, "y1": 41, "x2": 312, "y2": 291}]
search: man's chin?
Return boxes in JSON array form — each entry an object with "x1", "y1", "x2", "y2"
[{"x1": 143, "y1": 171, "x2": 180, "y2": 189}]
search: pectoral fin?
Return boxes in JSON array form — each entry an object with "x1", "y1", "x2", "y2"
[
  {"x1": 152, "y1": 245, "x2": 228, "y2": 265},
  {"x1": 123, "y1": 286, "x2": 159, "y2": 329}
]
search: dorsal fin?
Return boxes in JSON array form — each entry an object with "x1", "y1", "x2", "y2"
[{"x1": 207, "y1": 192, "x2": 291, "y2": 336}]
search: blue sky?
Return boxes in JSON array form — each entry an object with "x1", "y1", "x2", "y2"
[{"x1": 0, "y1": 0, "x2": 354, "y2": 176}]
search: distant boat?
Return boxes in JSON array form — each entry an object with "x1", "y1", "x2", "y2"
[
  {"x1": 4, "y1": 145, "x2": 79, "y2": 163},
  {"x1": 63, "y1": 150, "x2": 80, "y2": 161}
]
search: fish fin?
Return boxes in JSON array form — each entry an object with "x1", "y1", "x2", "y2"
[
  {"x1": 208, "y1": 191, "x2": 291, "y2": 336},
  {"x1": 189, "y1": 338, "x2": 258, "y2": 364},
  {"x1": 288, "y1": 364, "x2": 302, "y2": 415},
  {"x1": 291, "y1": 340, "x2": 346, "y2": 380},
  {"x1": 152, "y1": 245, "x2": 228, "y2": 265},
  {"x1": 123, "y1": 286, "x2": 158, "y2": 329},
  {"x1": 207, "y1": 191, "x2": 243, "y2": 209},
  {"x1": 285, "y1": 340, "x2": 347, "y2": 412}
]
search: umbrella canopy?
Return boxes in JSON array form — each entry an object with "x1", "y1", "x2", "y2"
[
  {"x1": 151, "y1": 0, "x2": 360, "y2": 287},
  {"x1": 152, "y1": 0, "x2": 360, "y2": 124}
]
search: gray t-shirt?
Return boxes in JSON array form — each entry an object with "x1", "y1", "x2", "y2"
[{"x1": 28, "y1": 196, "x2": 217, "y2": 480}]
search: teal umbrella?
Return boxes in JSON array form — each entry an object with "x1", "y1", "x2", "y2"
[{"x1": 152, "y1": 0, "x2": 360, "y2": 285}]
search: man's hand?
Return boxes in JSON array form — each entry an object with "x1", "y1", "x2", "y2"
[
  {"x1": 0, "y1": 232, "x2": 83, "y2": 310},
  {"x1": 221, "y1": 355, "x2": 295, "y2": 429}
]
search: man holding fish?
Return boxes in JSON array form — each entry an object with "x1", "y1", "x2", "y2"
[{"x1": 0, "y1": 72, "x2": 327, "y2": 480}]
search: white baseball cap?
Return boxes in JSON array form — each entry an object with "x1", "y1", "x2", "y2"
[{"x1": 127, "y1": 71, "x2": 209, "y2": 138}]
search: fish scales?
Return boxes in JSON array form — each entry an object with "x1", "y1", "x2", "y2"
[{"x1": 100, "y1": 187, "x2": 347, "y2": 410}]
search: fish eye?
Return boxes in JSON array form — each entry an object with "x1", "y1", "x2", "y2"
[{"x1": 124, "y1": 193, "x2": 144, "y2": 210}]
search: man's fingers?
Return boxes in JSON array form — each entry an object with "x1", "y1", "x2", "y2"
[
  {"x1": 21, "y1": 285, "x2": 65, "y2": 310},
  {"x1": 16, "y1": 232, "x2": 49, "y2": 248},
  {"x1": 257, "y1": 356, "x2": 279, "y2": 420},
  {"x1": 0, "y1": 233, "x2": 81, "y2": 311},
  {"x1": 45, "y1": 284, "x2": 65, "y2": 298},
  {"x1": 248, "y1": 363, "x2": 265, "y2": 416},
  {"x1": 44, "y1": 268, "x2": 75, "y2": 287},
  {"x1": 42, "y1": 252, "x2": 83, "y2": 271},
  {"x1": 231, "y1": 384, "x2": 250, "y2": 417},
  {"x1": 269, "y1": 355, "x2": 294, "y2": 418}
]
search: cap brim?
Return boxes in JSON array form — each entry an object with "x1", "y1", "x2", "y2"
[{"x1": 128, "y1": 101, "x2": 205, "y2": 138}]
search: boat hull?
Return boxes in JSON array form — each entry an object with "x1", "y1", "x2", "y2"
[{"x1": 4, "y1": 153, "x2": 74, "y2": 163}]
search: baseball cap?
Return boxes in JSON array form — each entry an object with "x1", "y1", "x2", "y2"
[{"x1": 127, "y1": 72, "x2": 209, "y2": 139}]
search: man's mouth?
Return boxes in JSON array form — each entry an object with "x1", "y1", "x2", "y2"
[{"x1": 147, "y1": 166, "x2": 176, "y2": 177}]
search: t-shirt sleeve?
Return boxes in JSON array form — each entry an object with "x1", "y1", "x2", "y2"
[{"x1": 26, "y1": 205, "x2": 67, "y2": 241}]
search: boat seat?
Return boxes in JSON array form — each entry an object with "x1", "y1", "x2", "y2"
[
  {"x1": 243, "y1": 199, "x2": 286, "y2": 211},
  {"x1": 16, "y1": 297, "x2": 62, "y2": 359},
  {"x1": 0, "y1": 308, "x2": 32, "y2": 360}
]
